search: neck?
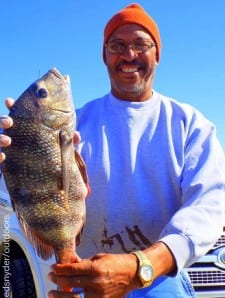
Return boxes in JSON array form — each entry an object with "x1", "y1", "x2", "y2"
[{"x1": 111, "y1": 88, "x2": 153, "y2": 102}]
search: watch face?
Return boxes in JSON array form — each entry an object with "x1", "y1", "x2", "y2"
[{"x1": 140, "y1": 265, "x2": 153, "y2": 281}]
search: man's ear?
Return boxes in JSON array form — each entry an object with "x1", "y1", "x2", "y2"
[{"x1": 103, "y1": 47, "x2": 108, "y2": 65}]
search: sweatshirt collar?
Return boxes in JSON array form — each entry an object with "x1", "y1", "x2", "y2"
[{"x1": 108, "y1": 90, "x2": 159, "y2": 110}]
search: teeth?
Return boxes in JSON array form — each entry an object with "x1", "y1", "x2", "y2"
[{"x1": 122, "y1": 67, "x2": 138, "y2": 73}]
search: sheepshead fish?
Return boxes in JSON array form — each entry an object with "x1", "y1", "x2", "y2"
[{"x1": 2, "y1": 68, "x2": 90, "y2": 274}]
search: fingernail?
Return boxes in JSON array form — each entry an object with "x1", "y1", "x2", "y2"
[
  {"x1": 0, "y1": 116, "x2": 11, "y2": 127},
  {"x1": 0, "y1": 116, "x2": 9, "y2": 122},
  {"x1": 0, "y1": 135, "x2": 11, "y2": 145}
]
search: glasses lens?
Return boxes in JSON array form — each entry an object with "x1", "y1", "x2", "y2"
[
  {"x1": 106, "y1": 41, "x2": 155, "y2": 54},
  {"x1": 133, "y1": 42, "x2": 155, "y2": 53},
  {"x1": 107, "y1": 42, "x2": 124, "y2": 54}
]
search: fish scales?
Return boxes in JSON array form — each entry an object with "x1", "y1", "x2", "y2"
[{"x1": 2, "y1": 68, "x2": 90, "y2": 273}]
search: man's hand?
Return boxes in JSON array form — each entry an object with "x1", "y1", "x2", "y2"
[
  {"x1": 48, "y1": 253, "x2": 140, "y2": 298},
  {"x1": 0, "y1": 98, "x2": 14, "y2": 163},
  {"x1": 47, "y1": 242, "x2": 176, "y2": 298}
]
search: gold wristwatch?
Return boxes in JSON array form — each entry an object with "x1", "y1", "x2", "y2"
[{"x1": 132, "y1": 250, "x2": 154, "y2": 288}]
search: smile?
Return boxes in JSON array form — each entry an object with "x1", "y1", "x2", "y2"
[
  {"x1": 121, "y1": 67, "x2": 140, "y2": 73},
  {"x1": 117, "y1": 61, "x2": 144, "y2": 74}
]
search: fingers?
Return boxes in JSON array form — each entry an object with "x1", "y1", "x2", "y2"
[
  {"x1": 0, "y1": 133, "x2": 12, "y2": 163},
  {"x1": 48, "y1": 290, "x2": 81, "y2": 298},
  {"x1": 51, "y1": 259, "x2": 91, "y2": 276},
  {"x1": 0, "y1": 133, "x2": 11, "y2": 145},
  {"x1": 48, "y1": 261, "x2": 92, "y2": 297},
  {"x1": 48, "y1": 272, "x2": 83, "y2": 289},
  {"x1": 0, "y1": 117, "x2": 13, "y2": 163},
  {"x1": 0, "y1": 99, "x2": 14, "y2": 163},
  {"x1": 0, "y1": 97, "x2": 14, "y2": 130},
  {"x1": 5, "y1": 97, "x2": 14, "y2": 110},
  {"x1": 0, "y1": 116, "x2": 13, "y2": 130},
  {"x1": 0, "y1": 152, "x2": 6, "y2": 163}
]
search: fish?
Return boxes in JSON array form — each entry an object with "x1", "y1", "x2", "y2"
[{"x1": 2, "y1": 68, "x2": 90, "y2": 291}]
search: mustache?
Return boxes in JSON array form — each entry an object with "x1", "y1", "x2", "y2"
[{"x1": 116, "y1": 60, "x2": 145, "y2": 70}]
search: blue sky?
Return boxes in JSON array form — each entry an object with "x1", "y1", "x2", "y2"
[{"x1": 1, "y1": 0, "x2": 225, "y2": 149}]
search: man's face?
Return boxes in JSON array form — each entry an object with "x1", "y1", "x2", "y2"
[{"x1": 104, "y1": 24, "x2": 158, "y2": 101}]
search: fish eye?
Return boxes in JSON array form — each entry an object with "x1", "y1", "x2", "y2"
[{"x1": 37, "y1": 88, "x2": 48, "y2": 98}]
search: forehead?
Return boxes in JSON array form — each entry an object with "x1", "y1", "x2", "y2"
[{"x1": 109, "y1": 24, "x2": 152, "y2": 41}]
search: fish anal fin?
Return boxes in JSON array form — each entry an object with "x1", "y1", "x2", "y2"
[
  {"x1": 75, "y1": 223, "x2": 85, "y2": 247},
  {"x1": 17, "y1": 213, "x2": 54, "y2": 260}
]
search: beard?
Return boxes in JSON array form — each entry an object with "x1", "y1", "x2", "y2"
[{"x1": 110, "y1": 79, "x2": 146, "y2": 100}]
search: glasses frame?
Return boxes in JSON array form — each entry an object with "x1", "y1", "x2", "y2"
[{"x1": 105, "y1": 40, "x2": 156, "y2": 55}]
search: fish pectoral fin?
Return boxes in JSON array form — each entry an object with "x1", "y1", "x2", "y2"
[
  {"x1": 75, "y1": 150, "x2": 91, "y2": 196},
  {"x1": 59, "y1": 130, "x2": 73, "y2": 197},
  {"x1": 17, "y1": 213, "x2": 54, "y2": 260},
  {"x1": 59, "y1": 130, "x2": 91, "y2": 201}
]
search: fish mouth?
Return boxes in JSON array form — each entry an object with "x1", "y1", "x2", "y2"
[
  {"x1": 49, "y1": 107, "x2": 74, "y2": 114},
  {"x1": 49, "y1": 68, "x2": 70, "y2": 82}
]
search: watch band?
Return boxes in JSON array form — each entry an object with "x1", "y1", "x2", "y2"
[
  {"x1": 133, "y1": 250, "x2": 154, "y2": 288},
  {"x1": 133, "y1": 250, "x2": 148, "y2": 264}
]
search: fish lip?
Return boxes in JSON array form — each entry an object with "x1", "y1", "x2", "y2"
[
  {"x1": 49, "y1": 68, "x2": 63, "y2": 79},
  {"x1": 49, "y1": 68, "x2": 70, "y2": 82},
  {"x1": 48, "y1": 107, "x2": 74, "y2": 114}
]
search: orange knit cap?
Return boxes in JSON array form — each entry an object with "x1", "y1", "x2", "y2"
[{"x1": 103, "y1": 3, "x2": 161, "y2": 62}]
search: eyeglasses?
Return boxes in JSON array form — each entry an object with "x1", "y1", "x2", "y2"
[{"x1": 105, "y1": 40, "x2": 156, "y2": 55}]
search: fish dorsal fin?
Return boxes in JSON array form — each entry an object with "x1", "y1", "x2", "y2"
[
  {"x1": 75, "y1": 150, "x2": 91, "y2": 196},
  {"x1": 17, "y1": 212, "x2": 54, "y2": 260}
]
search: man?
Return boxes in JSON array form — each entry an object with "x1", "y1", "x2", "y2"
[{"x1": 1, "y1": 3, "x2": 225, "y2": 298}]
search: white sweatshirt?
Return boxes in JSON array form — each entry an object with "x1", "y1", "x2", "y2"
[{"x1": 76, "y1": 91, "x2": 225, "y2": 271}]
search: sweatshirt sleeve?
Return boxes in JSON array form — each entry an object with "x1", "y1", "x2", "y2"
[{"x1": 159, "y1": 109, "x2": 225, "y2": 272}]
